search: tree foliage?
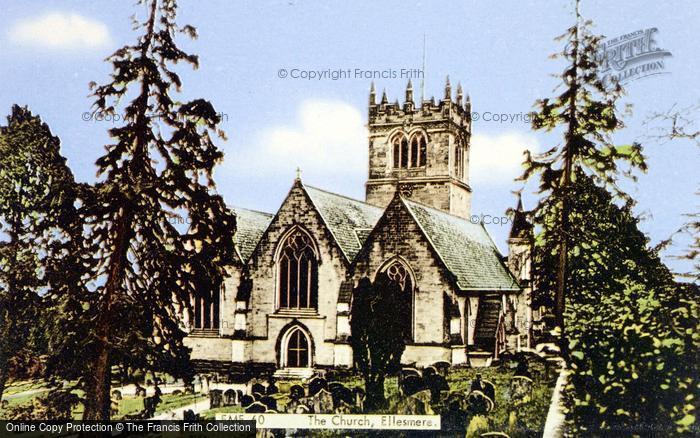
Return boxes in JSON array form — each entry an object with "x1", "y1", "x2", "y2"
[
  {"x1": 0, "y1": 106, "x2": 81, "y2": 402},
  {"x1": 70, "y1": 0, "x2": 236, "y2": 419},
  {"x1": 350, "y1": 274, "x2": 410, "y2": 411},
  {"x1": 520, "y1": 0, "x2": 646, "y2": 351}
]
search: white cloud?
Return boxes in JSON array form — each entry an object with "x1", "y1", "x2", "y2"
[
  {"x1": 235, "y1": 99, "x2": 367, "y2": 179},
  {"x1": 8, "y1": 12, "x2": 111, "y2": 50},
  {"x1": 469, "y1": 131, "x2": 540, "y2": 185}
]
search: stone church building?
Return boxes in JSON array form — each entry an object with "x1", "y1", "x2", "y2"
[{"x1": 185, "y1": 79, "x2": 533, "y2": 377}]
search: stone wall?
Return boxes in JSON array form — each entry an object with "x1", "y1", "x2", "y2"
[
  {"x1": 244, "y1": 181, "x2": 349, "y2": 367},
  {"x1": 351, "y1": 196, "x2": 458, "y2": 350}
]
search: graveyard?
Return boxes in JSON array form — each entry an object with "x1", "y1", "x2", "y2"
[{"x1": 0, "y1": 351, "x2": 558, "y2": 436}]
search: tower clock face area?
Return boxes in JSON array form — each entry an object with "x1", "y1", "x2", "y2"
[{"x1": 365, "y1": 79, "x2": 473, "y2": 219}]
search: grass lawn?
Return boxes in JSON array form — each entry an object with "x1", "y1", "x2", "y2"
[{"x1": 2, "y1": 382, "x2": 210, "y2": 420}]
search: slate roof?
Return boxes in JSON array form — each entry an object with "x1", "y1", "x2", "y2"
[
  {"x1": 304, "y1": 185, "x2": 384, "y2": 261},
  {"x1": 402, "y1": 199, "x2": 520, "y2": 291},
  {"x1": 231, "y1": 206, "x2": 274, "y2": 262}
]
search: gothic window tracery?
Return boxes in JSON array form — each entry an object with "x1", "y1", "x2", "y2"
[{"x1": 277, "y1": 228, "x2": 318, "y2": 310}]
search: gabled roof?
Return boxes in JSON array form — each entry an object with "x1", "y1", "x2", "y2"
[
  {"x1": 402, "y1": 198, "x2": 519, "y2": 291},
  {"x1": 231, "y1": 206, "x2": 274, "y2": 262},
  {"x1": 304, "y1": 184, "x2": 384, "y2": 261}
]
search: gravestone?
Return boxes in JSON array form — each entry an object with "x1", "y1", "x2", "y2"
[
  {"x1": 240, "y1": 394, "x2": 254, "y2": 407},
  {"x1": 266, "y1": 384, "x2": 279, "y2": 395},
  {"x1": 224, "y1": 389, "x2": 237, "y2": 406},
  {"x1": 400, "y1": 375, "x2": 425, "y2": 396},
  {"x1": 260, "y1": 395, "x2": 277, "y2": 411},
  {"x1": 330, "y1": 384, "x2": 354, "y2": 408},
  {"x1": 424, "y1": 373, "x2": 450, "y2": 402},
  {"x1": 245, "y1": 401, "x2": 268, "y2": 413},
  {"x1": 183, "y1": 409, "x2": 199, "y2": 421},
  {"x1": 252, "y1": 383, "x2": 266, "y2": 396},
  {"x1": 423, "y1": 366, "x2": 437, "y2": 377},
  {"x1": 401, "y1": 368, "x2": 421, "y2": 380},
  {"x1": 396, "y1": 389, "x2": 433, "y2": 415},
  {"x1": 433, "y1": 361, "x2": 451, "y2": 376},
  {"x1": 308, "y1": 377, "x2": 328, "y2": 397},
  {"x1": 466, "y1": 391, "x2": 493, "y2": 415},
  {"x1": 209, "y1": 389, "x2": 223, "y2": 409},
  {"x1": 111, "y1": 390, "x2": 122, "y2": 401},
  {"x1": 310, "y1": 389, "x2": 334, "y2": 414},
  {"x1": 289, "y1": 384, "x2": 305, "y2": 401},
  {"x1": 511, "y1": 375, "x2": 533, "y2": 405},
  {"x1": 441, "y1": 397, "x2": 468, "y2": 435}
]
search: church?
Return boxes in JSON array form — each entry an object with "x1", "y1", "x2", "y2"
[{"x1": 184, "y1": 79, "x2": 534, "y2": 378}]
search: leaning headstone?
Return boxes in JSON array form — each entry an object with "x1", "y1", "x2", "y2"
[
  {"x1": 209, "y1": 389, "x2": 223, "y2": 409},
  {"x1": 481, "y1": 380, "x2": 496, "y2": 404},
  {"x1": 400, "y1": 375, "x2": 425, "y2": 396},
  {"x1": 245, "y1": 402, "x2": 268, "y2": 413},
  {"x1": 111, "y1": 390, "x2": 123, "y2": 401},
  {"x1": 224, "y1": 389, "x2": 237, "y2": 406},
  {"x1": 310, "y1": 389, "x2": 334, "y2": 414},
  {"x1": 308, "y1": 377, "x2": 328, "y2": 397},
  {"x1": 330, "y1": 384, "x2": 354, "y2": 408}
]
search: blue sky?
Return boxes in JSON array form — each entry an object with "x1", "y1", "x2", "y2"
[{"x1": 0, "y1": 0, "x2": 698, "y2": 275}]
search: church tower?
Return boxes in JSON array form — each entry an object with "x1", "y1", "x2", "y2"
[{"x1": 365, "y1": 77, "x2": 472, "y2": 218}]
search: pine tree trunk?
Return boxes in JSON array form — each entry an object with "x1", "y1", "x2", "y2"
[
  {"x1": 364, "y1": 375, "x2": 386, "y2": 412},
  {"x1": 82, "y1": 207, "x2": 131, "y2": 420}
]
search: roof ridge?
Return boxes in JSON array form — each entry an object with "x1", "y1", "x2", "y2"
[
  {"x1": 230, "y1": 205, "x2": 274, "y2": 217},
  {"x1": 304, "y1": 184, "x2": 383, "y2": 211},
  {"x1": 401, "y1": 196, "x2": 478, "y2": 226}
]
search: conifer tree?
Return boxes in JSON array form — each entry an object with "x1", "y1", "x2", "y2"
[
  {"x1": 79, "y1": 0, "x2": 236, "y2": 419},
  {"x1": 520, "y1": 0, "x2": 646, "y2": 353},
  {"x1": 0, "y1": 105, "x2": 81, "y2": 402}
]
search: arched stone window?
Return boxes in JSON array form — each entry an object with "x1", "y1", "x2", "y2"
[
  {"x1": 455, "y1": 144, "x2": 464, "y2": 179},
  {"x1": 391, "y1": 132, "x2": 410, "y2": 169},
  {"x1": 409, "y1": 132, "x2": 427, "y2": 167},
  {"x1": 376, "y1": 259, "x2": 414, "y2": 341},
  {"x1": 280, "y1": 325, "x2": 313, "y2": 368},
  {"x1": 277, "y1": 228, "x2": 318, "y2": 310}
]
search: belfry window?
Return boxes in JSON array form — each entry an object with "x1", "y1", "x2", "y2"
[
  {"x1": 277, "y1": 228, "x2": 318, "y2": 310},
  {"x1": 393, "y1": 132, "x2": 427, "y2": 169}
]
